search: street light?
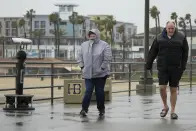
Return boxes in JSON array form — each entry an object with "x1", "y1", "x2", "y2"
[
  {"x1": 144, "y1": 0, "x2": 150, "y2": 91},
  {"x1": 0, "y1": 36, "x2": 5, "y2": 58}
]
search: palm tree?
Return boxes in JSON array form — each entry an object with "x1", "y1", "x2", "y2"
[
  {"x1": 33, "y1": 29, "x2": 45, "y2": 58},
  {"x1": 0, "y1": 22, "x2": 2, "y2": 36},
  {"x1": 26, "y1": 9, "x2": 36, "y2": 39},
  {"x1": 157, "y1": 10, "x2": 161, "y2": 33},
  {"x1": 19, "y1": 18, "x2": 26, "y2": 38},
  {"x1": 49, "y1": 13, "x2": 60, "y2": 58},
  {"x1": 0, "y1": 36, "x2": 5, "y2": 58},
  {"x1": 150, "y1": 6, "x2": 160, "y2": 37},
  {"x1": 93, "y1": 16, "x2": 104, "y2": 32},
  {"x1": 105, "y1": 15, "x2": 116, "y2": 46},
  {"x1": 12, "y1": 21, "x2": 18, "y2": 37},
  {"x1": 0, "y1": 23, "x2": 3, "y2": 58},
  {"x1": 178, "y1": 17, "x2": 187, "y2": 36},
  {"x1": 185, "y1": 13, "x2": 193, "y2": 88},
  {"x1": 77, "y1": 15, "x2": 87, "y2": 41},
  {"x1": 171, "y1": 12, "x2": 178, "y2": 28},
  {"x1": 118, "y1": 25, "x2": 126, "y2": 75},
  {"x1": 69, "y1": 12, "x2": 79, "y2": 60},
  {"x1": 92, "y1": 16, "x2": 106, "y2": 40},
  {"x1": 103, "y1": 16, "x2": 116, "y2": 72},
  {"x1": 185, "y1": 14, "x2": 192, "y2": 37},
  {"x1": 102, "y1": 19, "x2": 109, "y2": 42}
]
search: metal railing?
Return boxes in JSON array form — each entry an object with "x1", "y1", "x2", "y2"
[{"x1": 0, "y1": 61, "x2": 195, "y2": 105}]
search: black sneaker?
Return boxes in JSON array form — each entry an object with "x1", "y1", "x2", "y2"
[
  {"x1": 99, "y1": 110, "x2": 105, "y2": 117},
  {"x1": 80, "y1": 110, "x2": 87, "y2": 117},
  {"x1": 171, "y1": 113, "x2": 178, "y2": 120}
]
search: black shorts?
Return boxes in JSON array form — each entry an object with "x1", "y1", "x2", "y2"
[{"x1": 158, "y1": 69, "x2": 183, "y2": 87}]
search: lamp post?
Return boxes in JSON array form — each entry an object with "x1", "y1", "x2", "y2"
[{"x1": 144, "y1": 0, "x2": 150, "y2": 91}]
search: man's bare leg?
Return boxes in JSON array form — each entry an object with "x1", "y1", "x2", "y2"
[
  {"x1": 160, "y1": 85, "x2": 168, "y2": 109},
  {"x1": 170, "y1": 87, "x2": 177, "y2": 113}
]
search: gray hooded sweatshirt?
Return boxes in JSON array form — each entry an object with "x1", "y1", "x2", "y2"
[{"x1": 77, "y1": 29, "x2": 112, "y2": 79}]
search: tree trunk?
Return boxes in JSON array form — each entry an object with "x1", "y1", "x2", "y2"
[
  {"x1": 183, "y1": 21, "x2": 187, "y2": 36},
  {"x1": 30, "y1": 16, "x2": 32, "y2": 39},
  {"x1": 16, "y1": 25, "x2": 18, "y2": 37},
  {"x1": 83, "y1": 22, "x2": 86, "y2": 41},
  {"x1": 122, "y1": 32, "x2": 125, "y2": 78},
  {"x1": 23, "y1": 26, "x2": 26, "y2": 38},
  {"x1": 54, "y1": 24, "x2": 57, "y2": 58},
  {"x1": 57, "y1": 21, "x2": 60, "y2": 58},
  {"x1": 73, "y1": 23, "x2": 76, "y2": 60},
  {"x1": 105, "y1": 24, "x2": 108, "y2": 41},
  {"x1": 38, "y1": 37, "x2": 40, "y2": 58},
  {"x1": 155, "y1": 18, "x2": 158, "y2": 38},
  {"x1": 157, "y1": 15, "x2": 161, "y2": 33},
  {"x1": 175, "y1": 19, "x2": 178, "y2": 29},
  {"x1": 2, "y1": 38, "x2": 5, "y2": 58},
  {"x1": 110, "y1": 29, "x2": 113, "y2": 46},
  {"x1": 113, "y1": 49, "x2": 116, "y2": 72}
]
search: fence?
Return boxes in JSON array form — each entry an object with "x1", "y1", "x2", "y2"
[{"x1": 0, "y1": 61, "x2": 195, "y2": 105}]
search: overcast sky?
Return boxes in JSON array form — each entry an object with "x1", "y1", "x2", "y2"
[{"x1": 0, "y1": 0, "x2": 195, "y2": 33}]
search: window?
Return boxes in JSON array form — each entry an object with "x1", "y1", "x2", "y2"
[
  {"x1": 64, "y1": 50, "x2": 67, "y2": 58},
  {"x1": 6, "y1": 21, "x2": 10, "y2": 28},
  {"x1": 12, "y1": 29, "x2": 17, "y2": 36},
  {"x1": 70, "y1": 51, "x2": 74, "y2": 59},
  {"x1": 116, "y1": 33, "x2": 120, "y2": 40},
  {"x1": 68, "y1": 7, "x2": 73, "y2": 12},
  {"x1": 133, "y1": 29, "x2": 136, "y2": 35},
  {"x1": 49, "y1": 29, "x2": 54, "y2": 34},
  {"x1": 12, "y1": 21, "x2": 17, "y2": 28},
  {"x1": 41, "y1": 29, "x2": 45, "y2": 36},
  {"x1": 34, "y1": 21, "x2": 39, "y2": 28},
  {"x1": 59, "y1": 7, "x2": 65, "y2": 12},
  {"x1": 6, "y1": 29, "x2": 10, "y2": 36},
  {"x1": 40, "y1": 21, "x2": 46, "y2": 28},
  {"x1": 40, "y1": 39, "x2": 45, "y2": 45},
  {"x1": 46, "y1": 50, "x2": 52, "y2": 57},
  {"x1": 59, "y1": 52, "x2": 64, "y2": 58},
  {"x1": 128, "y1": 28, "x2": 132, "y2": 35}
]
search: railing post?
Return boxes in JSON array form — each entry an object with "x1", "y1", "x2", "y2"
[
  {"x1": 128, "y1": 63, "x2": 131, "y2": 96},
  {"x1": 190, "y1": 62, "x2": 192, "y2": 91},
  {"x1": 51, "y1": 63, "x2": 54, "y2": 105}
]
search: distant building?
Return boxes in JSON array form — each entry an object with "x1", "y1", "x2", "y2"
[{"x1": 0, "y1": 5, "x2": 138, "y2": 62}]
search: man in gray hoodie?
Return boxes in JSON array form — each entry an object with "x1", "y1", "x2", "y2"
[{"x1": 77, "y1": 29, "x2": 112, "y2": 117}]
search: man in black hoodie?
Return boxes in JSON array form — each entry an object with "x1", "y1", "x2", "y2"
[{"x1": 146, "y1": 21, "x2": 189, "y2": 119}]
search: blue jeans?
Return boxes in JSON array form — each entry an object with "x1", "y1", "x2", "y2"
[{"x1": 82, "y1": 77, "x2": 106, "y2": 112}]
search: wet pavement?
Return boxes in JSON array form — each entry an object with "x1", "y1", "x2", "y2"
[{"x1": 1, "y1": 87, "x2": 196, "y2": 131}]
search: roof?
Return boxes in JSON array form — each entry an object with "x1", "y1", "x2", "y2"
[{"x1": 54, "y1": 2, "x2": 78, "y2": 7}]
